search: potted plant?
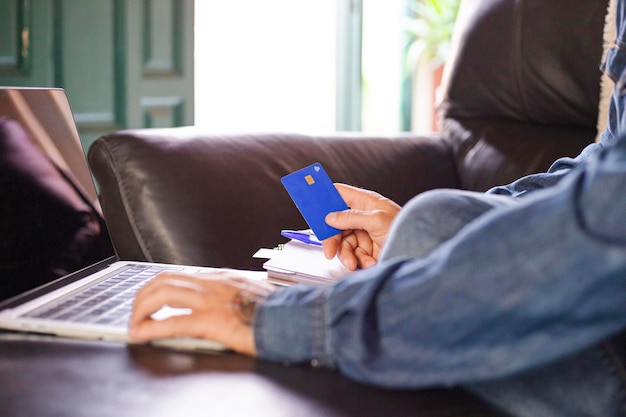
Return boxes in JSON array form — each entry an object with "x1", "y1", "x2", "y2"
[
  {"x1": 402, "y1": 0, "x2": 461, "y2": 131},
  {"x1": 405, "y1": 0, "x2": 461, "y2": 67}
]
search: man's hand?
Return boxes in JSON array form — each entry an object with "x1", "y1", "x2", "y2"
[
  {"x1": 323, "y1": 184, "x2": 401, "y2": 270},
  {"x1": 129, "y1": 271, "x2": 275, "y2": 356}
]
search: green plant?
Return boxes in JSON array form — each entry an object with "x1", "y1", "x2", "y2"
[{"x1": 404, "y1": 0, "x2": 461, "y2": 67}]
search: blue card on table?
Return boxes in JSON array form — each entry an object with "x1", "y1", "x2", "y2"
[{"x1": 281, "y1": 163, "x2": 349, "y2": 241}]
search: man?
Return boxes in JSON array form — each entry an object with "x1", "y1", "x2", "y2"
[{"x1": 129, "y1": 2, "x2": 626, "y2": 415}]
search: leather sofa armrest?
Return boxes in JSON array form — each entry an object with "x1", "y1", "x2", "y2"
[{"x1": 88, "y1": 128, "x2": 458, "y2": 270}]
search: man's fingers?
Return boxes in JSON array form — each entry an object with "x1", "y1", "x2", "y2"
[
  {"x1": 337, "y1": 234, "x2": 360, "y2": 270},
  {"x1": 354, "y1": 247, "x2": 377, "y2": 269},
  {"x1": 129, "y1": 272, "x2": 263, "y2": 355},
  {"x1": 326, "y1": 209, "x2": 372, "y2": 232},
  {"x1": 131, "y1": 313, "x2": 200, "y2": 340},
  {"x1": 334, "y1": 183, "x2": 380, "y2": 209},
  {"x1": 322, "y1": 234, "x2": 341, "y2": 259},
  {"x1": 131, "y1": 280, "x2": 207, "y2": 328},
  {"x1": 131, "y1": 273, "x2": 236, "y2": 327}
]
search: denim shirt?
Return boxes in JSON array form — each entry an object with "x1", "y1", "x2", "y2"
[{"x1": 253, "y1": 5, "x2": 626, "y2": 389}]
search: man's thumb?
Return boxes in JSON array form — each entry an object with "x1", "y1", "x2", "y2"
[{"x1": 325, "y1": 211, "x2": 340, "y2": 226}]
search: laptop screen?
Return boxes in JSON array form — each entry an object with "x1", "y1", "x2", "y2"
[{"x1": 0, "y1": 88, "x2": 115, "y2": 302}]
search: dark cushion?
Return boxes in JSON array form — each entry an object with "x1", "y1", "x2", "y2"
[
  {"x1": 440, "y1": 0, "x2": 605, "y2": 126},
  {"x1": 437, "y1": 0, "x2": 606, "y2": 191},
  {"x1": 0, "y1": 117, "x2": 113, "y2": 300}
]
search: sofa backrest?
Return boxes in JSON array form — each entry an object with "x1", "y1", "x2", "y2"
[
  {"x1": 88, "y1": 131, "x2": 456, "y2": 269},
  {"x1": 438, "y1": 0, "x2": 607, "y2": 191}
]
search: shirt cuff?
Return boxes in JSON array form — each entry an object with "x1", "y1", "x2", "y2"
[{"x1": 253, "y1": 284, "x2": 334, "y2": 368}]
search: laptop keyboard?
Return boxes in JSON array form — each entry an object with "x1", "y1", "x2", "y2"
[{"x1": 24, "y1": 264, "x2": 183, "y2": 326}]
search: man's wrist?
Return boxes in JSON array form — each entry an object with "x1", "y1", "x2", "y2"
[{"x1": 231, "y1": 290, "x2": 265, "y2": 326}]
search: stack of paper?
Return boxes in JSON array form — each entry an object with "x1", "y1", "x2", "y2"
[{"x1": 262, "y1": 240, "x2": 350, "y2": 286}]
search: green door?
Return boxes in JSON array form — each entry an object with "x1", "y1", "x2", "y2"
[{"x1": 0, "y1": 0, "x2": 194, "y2": 151}]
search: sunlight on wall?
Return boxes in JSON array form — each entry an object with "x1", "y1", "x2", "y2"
[{"x1": 194, "y1": 1, "x2": 337, "y2": 133}]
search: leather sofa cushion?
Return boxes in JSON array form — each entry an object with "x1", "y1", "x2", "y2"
[
  {"x1": 0, "y1": 117, "x2": 113, "y2": 299},
  {"x1": 440, "y1": 0, "x2": 605, "y2": 126},
  {"x1": 437, "y1": 0, "x2": 605, "y2": 191}
]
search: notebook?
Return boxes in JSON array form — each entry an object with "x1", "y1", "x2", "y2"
[
  {"x1": 262, "y1": 239, "x2": 350, "y2": 286},
  {"x1": 0, "y1": 87, "x2": 263, "y2": 351}
]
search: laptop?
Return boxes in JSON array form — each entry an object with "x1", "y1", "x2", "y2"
[{"x1": 0, "y1": 87, "x2": 263, "y2": 351}]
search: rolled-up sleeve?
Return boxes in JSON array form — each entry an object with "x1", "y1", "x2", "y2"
[{"x1": 254, "y1": 137, "x2": 626, "y2": 389}]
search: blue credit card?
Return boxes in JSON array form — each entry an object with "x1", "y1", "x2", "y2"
[{"x1": 281, "y1": 163, "x2": 349, "y2": 241}]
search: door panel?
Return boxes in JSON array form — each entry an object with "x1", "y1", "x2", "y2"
[
  {"x1": 0, "y1": 0, "x2": 52, "y2": 87},
  {"x1": 0, "y1": 0, "x2": 194, "y2": 151},
  {"x1": 127, "y1": 0, "x2": 194, "y2": 128},
  {"x1": 54, "y1": 0, "x2": 122, "y2": 149},
  {"x1": 0, "y1": 0, "x2": 25, "y2": 75}
]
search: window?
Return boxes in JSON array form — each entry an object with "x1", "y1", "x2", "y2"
[
  {"x1": 194, "y1": 0, "x2": 458, "y2": 134},
  {"x1": 361, "y1": 0, "x2": 406, "y2": 133},
  {"x1": 194, "y1": 1, "x2": 337, "y2": 132}
]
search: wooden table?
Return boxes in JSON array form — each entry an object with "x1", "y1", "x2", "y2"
[{"x1": 0, "y1": 333, "x2": 509, "y2": 417}]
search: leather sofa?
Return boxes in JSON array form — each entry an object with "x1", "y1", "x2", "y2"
[{"x1": 88, "y1": 0, "x2": 607, "y2": 271}]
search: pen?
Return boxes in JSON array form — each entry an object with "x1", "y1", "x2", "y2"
[{"x1": 281, "y1": 230, "x2": 323, "y2": 247}]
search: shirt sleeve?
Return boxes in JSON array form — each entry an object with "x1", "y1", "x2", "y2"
[
  {"x1": 487, "y1": 142, "x2": 604, "y2": 197},
  {"x1": 254, "y1": 137, "x2": 626, "y2": 389}
]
